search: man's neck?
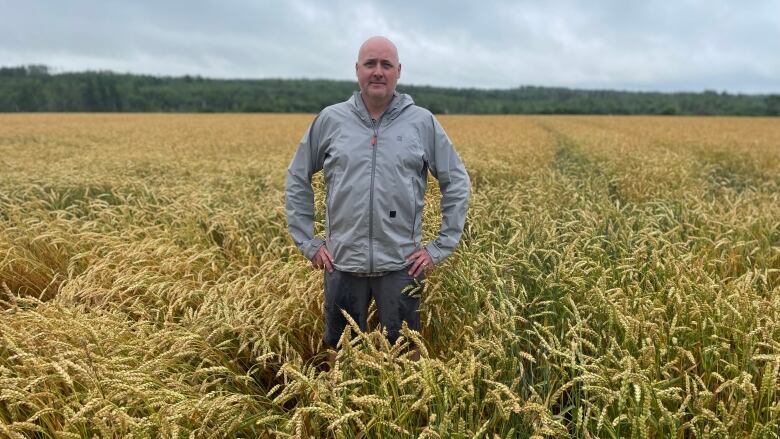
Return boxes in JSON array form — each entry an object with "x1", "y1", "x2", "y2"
[{"x1": 361, "y1": 92, "x2": 393, "y2": 121}]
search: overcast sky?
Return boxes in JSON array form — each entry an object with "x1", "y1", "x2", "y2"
[{"x1": 2, "y1": 0, "x2": 778, "y2": 93}]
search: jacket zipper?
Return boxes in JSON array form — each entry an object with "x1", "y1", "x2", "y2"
[
  {"x1": 368, "y1": 118, "x2": 380, "y2": 273},
  {"x1": 410, "y1": 177, "x2": 418, "y2": 247}
]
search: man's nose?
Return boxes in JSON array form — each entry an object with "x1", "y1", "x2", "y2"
[{"x1": 371, "y1": 65, "x2": 384, "y2": 77}]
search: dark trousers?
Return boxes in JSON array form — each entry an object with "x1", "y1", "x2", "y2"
[{"x1": 323, "y1": 269, "x2": 425, "y2": 348}]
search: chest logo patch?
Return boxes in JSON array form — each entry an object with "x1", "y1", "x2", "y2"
[{"x1": 397, "y1": 135, "x2": 403, "y2": 142}]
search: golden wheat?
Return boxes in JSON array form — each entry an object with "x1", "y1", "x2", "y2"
[{"x1": 1, "y1": 113, "x2": 779, "y2": 437}]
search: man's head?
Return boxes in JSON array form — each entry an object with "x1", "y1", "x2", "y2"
[{"x1": 356, "y1": 36, "x2": 401, "y2": 105}]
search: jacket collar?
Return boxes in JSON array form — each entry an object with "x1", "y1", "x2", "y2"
[{"x1": 350, "y1": 90, "x2": 414, "y2": 125}]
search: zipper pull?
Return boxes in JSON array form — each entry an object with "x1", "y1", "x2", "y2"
[{"x1": 371, "y1": 135, "x2": 377, "y2": 146}]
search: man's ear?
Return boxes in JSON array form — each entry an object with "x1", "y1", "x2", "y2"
[{"x1": 398, "y1": 63, "x2": 402, "y2": 78}]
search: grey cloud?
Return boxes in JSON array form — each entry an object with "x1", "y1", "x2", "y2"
[{"x1": 1, "y1": 0, "x2": 777, "y2": 92}]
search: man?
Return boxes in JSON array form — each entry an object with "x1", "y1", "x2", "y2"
[{"x1": 285, "y1": 36, "x2": 470, "y2": 352}]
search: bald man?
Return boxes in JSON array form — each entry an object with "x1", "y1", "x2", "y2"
[{"x1": 286, "y1": 36, "x2": 470, "y2": 355}]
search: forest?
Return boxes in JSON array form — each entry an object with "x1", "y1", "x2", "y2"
[{"x1": 1, "y1": 65, "x2": 778, "y2": 115}]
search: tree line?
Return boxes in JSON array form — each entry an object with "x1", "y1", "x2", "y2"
[{"x1": 1, "y1": 65, "x2": 778, "y2": 115}]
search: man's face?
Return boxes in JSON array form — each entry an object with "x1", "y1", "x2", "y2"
[{"x1": 356, "y1": 39, "x2": 401, "y2": 103}]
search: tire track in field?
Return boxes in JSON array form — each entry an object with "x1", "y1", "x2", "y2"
[{"x1": 535, "y1": 119, "x2": 624, "y2": 207}]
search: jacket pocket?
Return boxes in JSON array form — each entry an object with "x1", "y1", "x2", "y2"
[
  {"x1": 326, "y1": 172, "x2": 340, "y2": 238},
  {"x1": 409, "y1": 177, "x2": 418, "y2": 246}
]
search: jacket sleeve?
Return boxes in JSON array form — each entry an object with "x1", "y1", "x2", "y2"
[
  {"x1": 424, "y1": 115, "x2": 471, "y2": 264},
  {"x1": 285, "y1": 114, "x2": 327, "y2": 260}
]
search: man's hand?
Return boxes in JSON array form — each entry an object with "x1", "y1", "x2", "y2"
[
  {"x1": 312, "y1": 245, "x2": 334, "y2": 272},
  {"x1": 407, "y1": 249, "x2": 434, "y2": 278}
]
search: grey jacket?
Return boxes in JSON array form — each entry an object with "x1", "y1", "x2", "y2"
[{"x1": 285, "y1": 91, "x2": 470, "y2": 273}]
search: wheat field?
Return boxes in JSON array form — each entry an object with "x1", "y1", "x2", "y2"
[{"x1": 1, "y1": 114, "x2": 779, "y2": 438}]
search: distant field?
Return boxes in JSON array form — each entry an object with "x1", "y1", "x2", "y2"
[{"x1": 1, "y1": 114, "x2": 779, "y2": 438}]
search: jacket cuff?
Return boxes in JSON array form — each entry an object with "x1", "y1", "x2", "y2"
[
  {"x1": 302, "y1": 237, "x2": 326, "y2": 260},
  {"x1": 424, "y1": 242, "x2": 447, "y2": 265}
]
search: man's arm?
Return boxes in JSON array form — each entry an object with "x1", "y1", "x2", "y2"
[
  {"x1": 285, "y1": 115, "x2": 328, "y2": 260},
  {"x1": 423, "y1": 115, "x2": 471, "y2": 264}
]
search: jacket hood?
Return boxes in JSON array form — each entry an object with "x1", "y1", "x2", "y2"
[{"x1": 349, "y1": 91, "x2": 415, "y2": 124}]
